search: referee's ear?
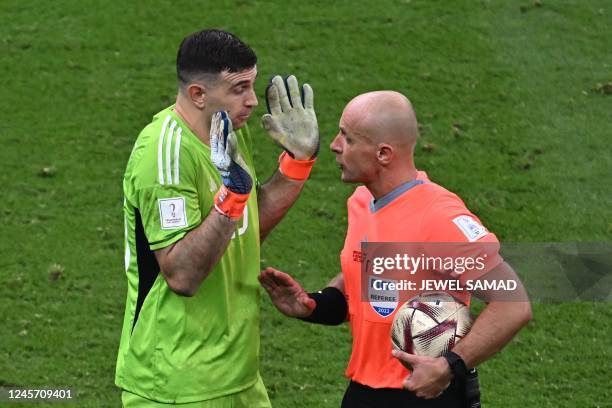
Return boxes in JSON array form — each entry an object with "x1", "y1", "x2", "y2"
[{"x1": 377, "y1": 143, "x2": 393, "y2": 166}]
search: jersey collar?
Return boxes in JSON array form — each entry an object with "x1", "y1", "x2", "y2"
[
  {"x1": 162, "y1": 104, "x2": 211, "y2": 153},
  {"x1": 370, "y1": 179, "x2": 424, "y2": 213}
]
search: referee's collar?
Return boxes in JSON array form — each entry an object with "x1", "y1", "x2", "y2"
[{"x1": 370, "y1": 179, "x2": 424, "y2": 213}]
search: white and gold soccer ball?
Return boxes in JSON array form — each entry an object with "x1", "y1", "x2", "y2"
[{"x1": 391, "y1": 292, "x2": 473, "y2": 358}]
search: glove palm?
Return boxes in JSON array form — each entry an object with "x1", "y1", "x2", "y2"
[{"x1": 261, "y1": 75, "x2": 319, "y2": 160}]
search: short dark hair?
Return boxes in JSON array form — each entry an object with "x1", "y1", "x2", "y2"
[{"x1": 176, "y1": 29, "x2": 257, "y2": 84}]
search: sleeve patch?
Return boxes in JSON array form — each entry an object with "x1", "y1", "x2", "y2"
[
  {"x1": 452, "y1": 215, "x2": 488, "y2": 242},
  {"x1": 158, "y1": 197, "x2": 187, "y2": 230}
]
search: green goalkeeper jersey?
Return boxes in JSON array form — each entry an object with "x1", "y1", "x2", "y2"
[{"x1": 115, "y1": 106, "x2": 261, "y2": 403}]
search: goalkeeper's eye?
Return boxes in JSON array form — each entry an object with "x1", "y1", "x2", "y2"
[{"x1": 232, "y1": 85, "x2": 249, "y2": 95}]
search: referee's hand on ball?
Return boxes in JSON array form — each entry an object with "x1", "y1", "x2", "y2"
[
  {"x1": 391, "y1": 350, "x2": 452, "y2": 399},
  {"x1": 259, "y1": 267, "x2": 316, "y2": 318}
]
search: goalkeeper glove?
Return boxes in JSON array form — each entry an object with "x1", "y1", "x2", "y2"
[
  {"x1": 262, "y1": 75, "x2": 319, "y2": 180},
  {"x1": 210, "y1": 111, "x2": 252, "y2": 219}
]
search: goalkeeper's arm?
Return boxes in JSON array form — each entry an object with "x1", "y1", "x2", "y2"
[
  {"x1": 155, "y1": 112, "x2": 252, "y2": 297},
  {"x1": 257, "y1": 75, "x2": 318, "y2": 241}
]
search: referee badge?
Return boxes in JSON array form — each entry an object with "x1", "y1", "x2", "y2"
[{"x1": 368, "y1": 276, "x2": 399, "y2": 318}]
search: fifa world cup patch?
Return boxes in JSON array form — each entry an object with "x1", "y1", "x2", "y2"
[
  {"x1": 158, "y1": 197, "x2": 187, "y2": 229},
  {"x1": 452, "y1": 215, "x2": 488, "y2": 242}
]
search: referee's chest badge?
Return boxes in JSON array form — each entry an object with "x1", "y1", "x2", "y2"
[{"x1": 368, "y1": 276, "x2": 398, "y2": 318}]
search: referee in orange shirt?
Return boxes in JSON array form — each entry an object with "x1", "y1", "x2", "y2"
[{"x1": 259, "y1": 91, "x2": 532, "y2": 407}]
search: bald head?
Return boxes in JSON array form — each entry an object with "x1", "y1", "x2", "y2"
[
  {"x1": 331, "y1": 91, "x2": 420, "y2": 197},
  {"x1": 342, "y1": 91, "x2": 419, "y2": 148}
]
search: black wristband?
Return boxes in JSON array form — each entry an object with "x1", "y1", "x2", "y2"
[
  {"x1": 444, "y1": 351, "x2": 469, "y2": 383},
  {"x1": 299, "y1": 287, "x2": 348, "y2": 326}
]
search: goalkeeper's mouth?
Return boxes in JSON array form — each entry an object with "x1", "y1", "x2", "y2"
[
  {"x1": 232, "y1": 111, "x2": 252, "y2": 127},
  {"x1": 236, "y1": 112, "x2": 251, "y2": 121}
]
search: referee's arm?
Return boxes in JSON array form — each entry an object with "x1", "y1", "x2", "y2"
[
  {"x1": 450, "y1": 261, "x2": 532, "y2": 368},
  {"x1": 392, "y1": 261, "x2": 532, "y2": 399},
  {"x1": 259, "y1": 268, "x2": 348, "y2": 325}
]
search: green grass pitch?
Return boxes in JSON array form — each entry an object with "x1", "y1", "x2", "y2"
[{"x1": 0, "y1": 0, "x2": 611, "y2": 406}]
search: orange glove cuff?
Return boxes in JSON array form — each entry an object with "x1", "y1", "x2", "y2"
[
  {"x1": 278, "y1": 151, "x2": 316, "y2": 181},
  {"x1": 214, "y1": 185, "x2": 249, "y2": 220}
]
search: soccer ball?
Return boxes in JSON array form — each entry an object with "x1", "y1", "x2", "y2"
[{"x1": 391, "y1": 292, "x2": 473, "y2": 358}]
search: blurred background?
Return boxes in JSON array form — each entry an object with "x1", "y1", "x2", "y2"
[{"x1": 1, "y1": 0, "x2": 610, "y2": 406}]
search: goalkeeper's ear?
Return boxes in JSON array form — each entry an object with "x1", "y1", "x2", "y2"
[{"x1": 186, "y1": 83, "x2": 207, "y2": 109}]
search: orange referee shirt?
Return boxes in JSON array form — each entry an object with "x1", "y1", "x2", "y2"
[{"x1": 341, "y1": 171, "x2": 503, "y2": 389}]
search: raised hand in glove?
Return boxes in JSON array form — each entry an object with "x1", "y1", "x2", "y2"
[
  {"x1": 210, "y1": 111, "x2": 252, "y2": 219},
  {"x1": 262, "y1": 75, "x2": 319, "y2": 160}
]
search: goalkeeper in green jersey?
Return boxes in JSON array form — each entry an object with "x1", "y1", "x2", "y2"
[{"x1": 115, "y1": 29, "x2": 319, "y2": 407}]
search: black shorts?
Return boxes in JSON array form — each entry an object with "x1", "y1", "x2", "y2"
[{"x1": 341, "y1": 380, "x2": 464, "y2": 408}]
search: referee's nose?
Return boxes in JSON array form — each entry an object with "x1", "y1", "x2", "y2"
[{"x1": 330, "y1": 133, "x2": 343, "y2": 154}]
